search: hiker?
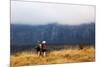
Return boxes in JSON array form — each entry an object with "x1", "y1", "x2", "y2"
[
  {"x1": 35, "y1": 41, "x2": 42, "y2": 56},
  {"x1": 41, "y1": 41, "x2": 47, "y2": 57}
]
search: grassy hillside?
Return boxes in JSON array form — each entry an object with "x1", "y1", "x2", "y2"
[{"x1": 10, "y1": 46, "x2": 95, "y2": 67}]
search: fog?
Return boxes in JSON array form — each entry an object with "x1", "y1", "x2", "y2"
[{"x1": 11, "y1": 1, "x2": 95, "y2": 25}]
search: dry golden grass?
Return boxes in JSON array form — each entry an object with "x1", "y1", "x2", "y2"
[{"x1": 10, "y1": 47, "x2": 95, "y2": 67}]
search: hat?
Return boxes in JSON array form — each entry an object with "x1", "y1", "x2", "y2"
[{"x1": 42, "y1": 41, "x2": 46, "y2": 43}]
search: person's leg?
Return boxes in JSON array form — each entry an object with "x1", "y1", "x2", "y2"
[
  {"x1": 43, "y1": 49, "x2": 46, "y2": 57},
  {"x1": 37, "y1": 51, "x2": 41, "y2": 56},
  {"x1": 43, "y1": 52, "x2": 46, "y2": 57}
]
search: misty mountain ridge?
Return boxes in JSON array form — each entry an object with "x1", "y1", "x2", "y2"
[
  {"x1": 11, "y1": 22, "x2": 94, "y2": 26},
  {"x1": 10, "y1": 22, "x2": 95, "y2": 46}
]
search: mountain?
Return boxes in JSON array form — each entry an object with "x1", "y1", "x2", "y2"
[{"x1": 10, "y1": 23, "x2": 95, "y2": 46}]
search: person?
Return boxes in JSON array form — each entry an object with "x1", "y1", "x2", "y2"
[
  {"x1": 35, "y1": 41, "x2": 42, "y2": 56},
  {"x1": 41, "y1": 41, "x2": 47, "y2": 57}
]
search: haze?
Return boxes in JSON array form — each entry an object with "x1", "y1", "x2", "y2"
[{"x1": 11, "y1": 1, "x2": 95, "y2": 25}]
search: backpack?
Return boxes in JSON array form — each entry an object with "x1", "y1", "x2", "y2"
[{"x1": 42, "y1": 44, "x2": 47, "y2": 49}]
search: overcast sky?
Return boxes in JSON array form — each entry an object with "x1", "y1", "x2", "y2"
[{"x1": 11, "y1": 1, "x2": 95, "y2": 25}]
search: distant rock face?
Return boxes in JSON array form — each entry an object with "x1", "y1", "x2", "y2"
[{"x1": 10, "y1": 23, "x2": 95, "y2": 45}]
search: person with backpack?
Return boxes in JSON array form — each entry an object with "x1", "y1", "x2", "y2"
[
  {"x1": 41, "y1": 41, "x2": 47, "y2": 57},
  {"x1": 35, "y1": 41, "x2": 42, "y2": 56}
]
